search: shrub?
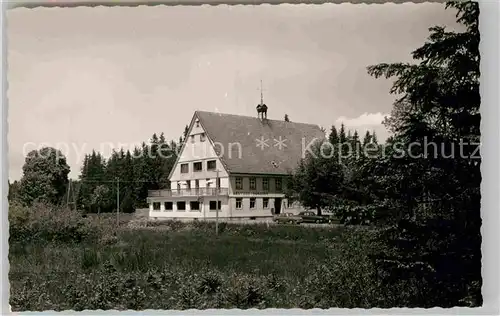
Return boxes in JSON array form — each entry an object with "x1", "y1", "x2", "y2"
[{"x1": 9, "y1": 202, "x2": 114, "y2": 245}]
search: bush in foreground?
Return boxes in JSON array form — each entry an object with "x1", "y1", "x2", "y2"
[{"x1": 9, "y1": 202, "x2": 116, "y2": 244}]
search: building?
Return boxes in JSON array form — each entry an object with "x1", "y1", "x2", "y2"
[{"x1": 147, "y1": 110, "x2": 325, "y2": 220}]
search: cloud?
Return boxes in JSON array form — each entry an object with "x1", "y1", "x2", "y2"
[
  {"x1": 336, "y1": 112, "x2": 386, "y2": 127},
  {"x1": 335, "y1": 112, "x2": 390, "y2": 141}
]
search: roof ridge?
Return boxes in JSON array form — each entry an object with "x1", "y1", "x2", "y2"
[{"x1": 195, "y1": 110, "x2": 321, "y2": 128}]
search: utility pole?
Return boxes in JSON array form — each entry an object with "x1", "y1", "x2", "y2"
[
  {"x1": 116, "y1": 177, "x2": 120, "y2": 227},
  {"x1": 215, "y1": 169, "x2": 219, "y2": 236}
]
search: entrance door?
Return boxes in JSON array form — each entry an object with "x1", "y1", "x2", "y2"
[{"x1": 274, "y1": 198, "x2": 282, "y2": 215}]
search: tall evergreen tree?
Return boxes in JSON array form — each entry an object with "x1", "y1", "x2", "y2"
[
  {"x1": 329, "y1": 125, "x2": 339, "y2": 145},
  {"x1": 371, "y1": 131, "x2": 378, "y2": 145},
  {"x1": 362, "y1": 131, "x2": 372, "y2": 147},
  {"x1": 77, "y1": 151, "x2": 107, "y2": 212},
  {"x1": 351, "y1": 130, "x2": 361, "y2": 159},
  {"x1": 366, "y1": 1, "x2": 481, "y2": 306},
  {"x1": 339, "y1": 123, "x2": 347, "y2": 144}
]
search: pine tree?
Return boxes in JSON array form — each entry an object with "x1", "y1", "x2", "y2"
[
  {"x1": 362, "y1": 131, "x2": 372, "y2": 146},
  {"x1": 338, "y1": 123, "x2": 348, "y2": 160},
  {"x1": 329, "y1": 125, "x2": 339, "y2": 145},
  {"x1": 339, "y1": 123, "x2": 347, "y2": 144},
  {"x1": 351, "y1": 130, "x2": 360, "y2": 159},
  {"x1": 371, "y1": 131, "x2": 378, "y2": 145}
]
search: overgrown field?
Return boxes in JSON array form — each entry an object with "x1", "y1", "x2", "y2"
[{"x1": 9, "y1": 203, "x2": 406, "y2": 311}]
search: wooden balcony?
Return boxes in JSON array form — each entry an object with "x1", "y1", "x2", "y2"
[
  {"x1": 148, "y1": 188, "x2": 229, "y2": 198},
  {"x1": 231, "y1": 190, "x2": 284, "y2": 197}
]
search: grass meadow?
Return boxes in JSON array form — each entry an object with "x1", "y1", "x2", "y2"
[{"x1": 9, "y1": 203, "x2": 401, "y2": 311}]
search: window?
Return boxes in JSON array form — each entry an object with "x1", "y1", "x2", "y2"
[
  {"x1": 249, "y1": 177, "x2": 256, "y2": 190},
  {"x1": 190, "y1": 201, "x2": 200, "y2": 211},
  {"x1": 181, "y1": 163, "x2": 189, "y2": 173},
  {"x1": 194, "y1": 162, "x2": 202, "y2": 172},
  {"x1": 177, "y1": 182, "x2": 181, "y2": 191},
  {"x1": 195, "y1": 119, "x2": 200, "y2": 127},
  {"x1": 263, "y1": 198, "x2": 269, "y2": 209},
  {"x1": 195, "y1": 180, "x2": 199, "y2": 189},
  {"x1": 216, "y1": 177, "x2": 221, "y2": 189},
  {"x1": 236, "y1": 198, "x2": 242, "y2": 209},
  {"x1": 200, "y1": 133, "x2": 206, "y2": 142},
  {"x1": 206, "y1": 178, "x2": 211, "y2": 188},
  {"x1": 190, "y1": 135, "x2": 195, "y2": 143},
  {"x1": 235, "y1": 177, "x2": 243, "y2": 190},
  {"x1": 209, "y1": 201, "x2": 222, "y2": 211},
  {"x1": 177, "y1": 201, "x2": 186, "y2": 211},
  {"x1": 250, "y1": 198, "x2": 256, "y2": 209},
  {"x1": 262, "y1": 178, "x2": 269, "y2": 191},
  {"x1": 153, "y1": 202, "x2": 161, "y2": 210},
  {"x1": 207, "y1": 160, "x2": 216, "y2": 171},
  {"x1": 276, "y1": 178, "x2": 282, "y2": 191},
  {"x1": 186, "y1": 180, "x2": 191, "y2": 190},
  {"x1": 164, "y1": 202, "x2": 173, "y2": 211}
]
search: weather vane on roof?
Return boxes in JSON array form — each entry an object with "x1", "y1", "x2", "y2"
[
  {"x1": 256, "y1": 79, "x2": 268, "y2": 120},
  {"x1": 260, "y1": 79, "x2": 264, "y2": 105}
]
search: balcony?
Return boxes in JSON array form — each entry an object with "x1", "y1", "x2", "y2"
[
  {"x1": 148, "y1": 188, "x2": 229, "y2": 198},
  {"x1": 231, "y1": 190, "x2": 285, "y2": 197}
]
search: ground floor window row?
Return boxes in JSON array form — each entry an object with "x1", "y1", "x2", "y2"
[
  {"x1": 234, "y1": 197, "x2": 294, "y2": 210},
  {"x1": 152, "y1": 198, "x2": 295, "y2": 212},
  {"x1": 152, "y1": 201, "x2": 222, "y2": 212}
]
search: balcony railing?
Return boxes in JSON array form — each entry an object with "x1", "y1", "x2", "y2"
[
  {"x1": 232, "y1": 190, "x2": 284, "y2": 196},
  {"x1": 148, "y1": 188, "x2": 229, "y2": 198}
]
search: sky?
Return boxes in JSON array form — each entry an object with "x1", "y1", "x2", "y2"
[{"x1": 7, "y1": 3, "x2": 460, "y2": 180}]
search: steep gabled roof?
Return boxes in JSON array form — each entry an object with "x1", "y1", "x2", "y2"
[{"x1": 196, "y1": 111, "x2": 325, "y2": 175}]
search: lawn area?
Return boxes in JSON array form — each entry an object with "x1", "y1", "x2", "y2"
[{"x1": 9, "y1": 205, "x2": 387, "y2": 310}]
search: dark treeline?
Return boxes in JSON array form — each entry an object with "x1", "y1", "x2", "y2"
[
  {"x1": 78, "y1": 127, "x2": 198, "y2": 214},
  {"x1": 74, "y1": 132, "x2": 180, "y2": 214},
  {"x1": 287, "y1": 1, "x2": 481, "y2": 307},
  {"x1": 9, "y1": 127, "x2": 191, "y2": 214}
]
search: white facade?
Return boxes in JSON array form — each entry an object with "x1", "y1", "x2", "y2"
[{"x1": 147, "y1": 113, "x2": 307, "y2": 220}]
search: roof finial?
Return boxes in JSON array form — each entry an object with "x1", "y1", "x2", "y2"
[
  {"x1": 256, "y1": 80, "x2": 268, "y2": 120},
  {"x1": 260, "y1": 79, "x2": 264, "y2": 105}
]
